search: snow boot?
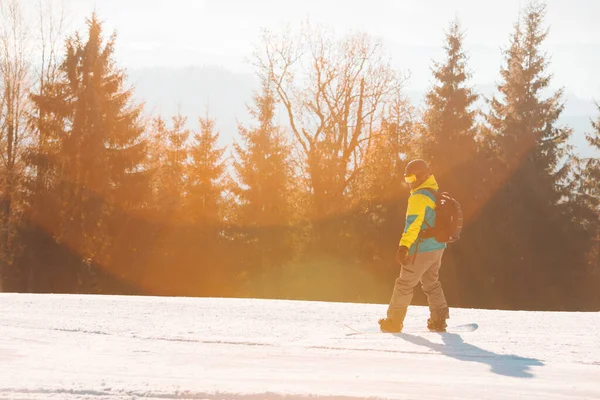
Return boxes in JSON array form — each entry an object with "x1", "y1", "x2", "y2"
[
  {"x1": 379, "y1": 308, "x2": 407, "y2": 333},
  {"x1": 427, "y1": 307, "x2": 449, "y2": 332}
]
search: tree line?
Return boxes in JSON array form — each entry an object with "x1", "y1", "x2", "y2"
[{"x1": 0, "y1": 0, "x2": 598, "y2": 311}]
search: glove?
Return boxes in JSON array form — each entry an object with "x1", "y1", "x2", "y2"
[{"x1": 396, "y1": 246, "x2": 409, "y2": 265}]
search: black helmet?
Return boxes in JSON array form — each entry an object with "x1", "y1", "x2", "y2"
[{"x1": 404, "y1": 159, "x2": 430, "y2": 185}]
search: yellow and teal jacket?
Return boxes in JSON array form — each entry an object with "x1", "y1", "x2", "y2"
[{"x1": 400, "y1": 175, "x2": 446, "y2": 256}]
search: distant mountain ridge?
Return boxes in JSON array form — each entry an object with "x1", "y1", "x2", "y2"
[
  {"x1": 126, "y1": 65, "x2": 598, "y2": 158},
  {"x1": 127, "y1": 66, "x2": 258, "y2": 147}
]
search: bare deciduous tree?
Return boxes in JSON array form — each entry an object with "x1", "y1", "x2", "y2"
[
  {"x1": 255, "y1": 22, "x2": 403, "y2": 222},
  {"x1": 0, "y1": 0, "x2": 34, "y2": 290},
  {"x1": 20, "y1": 0, "x2": 66, "y2": 291}
]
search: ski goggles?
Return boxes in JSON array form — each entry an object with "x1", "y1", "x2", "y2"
[{"x1": 404, "y1": 174, "x2": 417, "y2": 183}]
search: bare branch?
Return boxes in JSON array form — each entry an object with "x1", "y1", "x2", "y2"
[{"x1": 254, "y1": 22, "x2": 403, "y2": 218}]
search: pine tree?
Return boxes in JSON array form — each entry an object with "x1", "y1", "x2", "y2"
[
  {"x1": 233, "y1": 79, "x2": 292, "y2": 228},
  {"x1": 419, "y1": 18, "x2": 485, "y2": 308},
  {"x1": 587, "y1": 104, "x2": 600, "y2": 303},
  {"x1": 137, "y1": 114, "x2": 192, "y2": 295},
  {"x1": 584, "y1": 104, "x2": 600, "y2": 202},
  {"x1": 186, "y1": 115, "x2": 226, "y2": 225},
  {"x1": 181, "y1": 114, "x2": 227, "y2": 295},
  {"x1": 231, "y1": 77, "x2": 296, "y2": 291},
  {"x1": 149, "y1": 114, "x2": 190, "y2": 217},
  {"x1": 28, "y1": 14, "x2": 148, "y2": 292},
  {"x1": 421, "y1": 18, "x2": 478, "y2": 184},
  {"x1": 481, "y1": 1, "x2": 589, "y2": 309},
  {"x1": 573, "y1": 103, "x2": 600, "y2": 306}
]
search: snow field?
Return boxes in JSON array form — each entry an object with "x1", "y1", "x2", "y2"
[{"x1": 0, "y1": 294, "x2": 598, "y2": 399}]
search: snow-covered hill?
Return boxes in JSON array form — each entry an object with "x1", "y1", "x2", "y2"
[{"x1": 0, "y1": 294, "x2": 598, "y2": 399}]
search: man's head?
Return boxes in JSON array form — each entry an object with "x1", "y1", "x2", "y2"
[{"x1": 404, "y1": 159, "x2": 431, "y2": 189}]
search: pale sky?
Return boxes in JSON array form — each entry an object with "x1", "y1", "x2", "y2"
[{"x1": 44, "y1": 0, "x2": 599, "y2": 101}]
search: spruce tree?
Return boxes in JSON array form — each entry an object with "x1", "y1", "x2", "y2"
[
  {"x1": 584, "y1": 104, "x2": 600, "y2": 201},
  {"x1": 150, "y1": 114, "x2": 190, "y2": 217},
  {"x1": 587, "y1": 104, "x2": 600, "y2": 304},
  {"x1": 28, "y1": 14, "x2": 148, "y2": 292},
  {"x1": 231, "y1": 77, "x2": 295, "y2": 278},
  {"x1": 183, "y1": 114, "x2": 227, "y2": 295},
  {"x1": 139, "y1": 114, "x2": 191, "y2": 294},
  {"x1": 421, "y1": 18, "x2": 478, "y2": 185},
  {"x1": 573, "y1": 103, "x2": 600, "y2": 307},
  {"x1": 186, "y1": 115, "x2": 226, "y2": 225},
  {"x1": 482, "y1": 1, "x2": 587, "y2": 309},
  {"x1": 419, "y1": 18, "x2": 483, "y2": 308}
]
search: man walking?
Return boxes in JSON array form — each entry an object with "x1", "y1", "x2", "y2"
[{"x1": 378, "y1": 159, "x2": 450, "y2": 333}]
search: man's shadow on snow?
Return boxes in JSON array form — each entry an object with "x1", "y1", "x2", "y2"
[{"x1": 396, "y1": 332, "x2": 544, "y2": 378}]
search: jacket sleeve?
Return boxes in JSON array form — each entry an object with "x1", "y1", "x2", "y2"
[{"x1": 399, "y1": 193, "x2": 433, "y2": 249}]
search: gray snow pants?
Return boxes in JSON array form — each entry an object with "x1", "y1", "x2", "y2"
[{"x1": 387, "y1": 248, "x2": 448, "y2": 319}]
